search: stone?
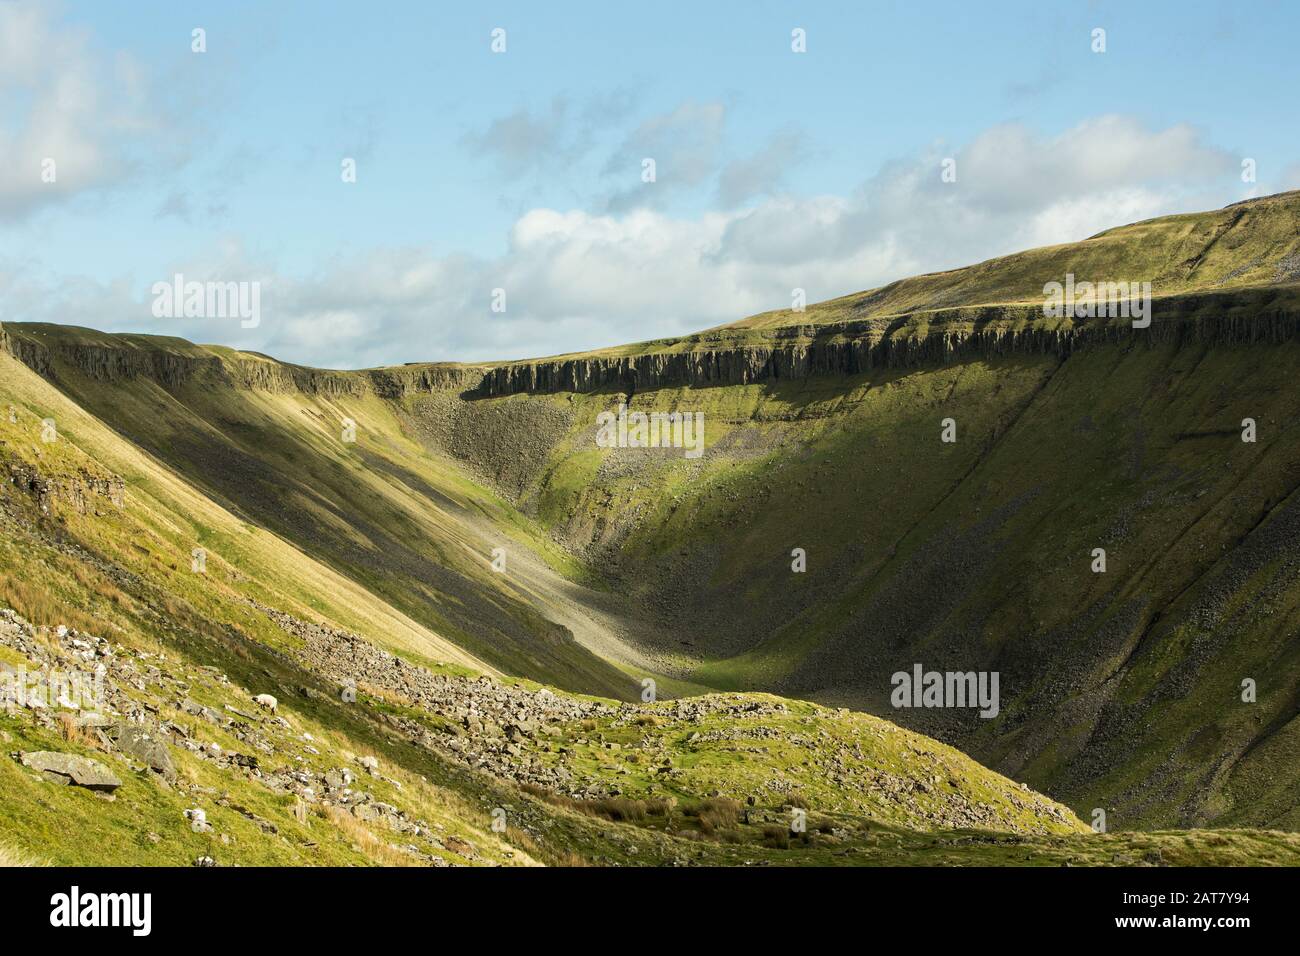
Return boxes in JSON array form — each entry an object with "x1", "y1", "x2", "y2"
[
  {"x1": 18, "y1": 751, "x2": 122, "y2": 791},
  {"x1": 109, "y1": 721, "x2": 177, "y2": 779}
]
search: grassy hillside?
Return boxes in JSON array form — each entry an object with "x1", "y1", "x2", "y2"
[
  {"x1": 397, "y1": 194, "x2": 1300, "y2": 831},
  {"x1": 3, "y1": 371, "x2": 1297, "y2": 868},
  {"x1": 11, "y1": 346, "x2": 1258, "y2": 867},
  {"x1": 429, "y1": 336, "x2": 1300, "y2": 830},
  {"x1": 728, "y1": 189, "x2": 1300, "y2": 331},
  {"x1": 0, "y1": 328, "x2": 634, "y2": 699},
  {"x1": 6, "y1": 192, "x2": 1300, "y2": 850}
]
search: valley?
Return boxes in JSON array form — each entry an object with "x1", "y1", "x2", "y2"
[{"x1": 4, "y1": 191, "x2": 1300, "y2": 864}]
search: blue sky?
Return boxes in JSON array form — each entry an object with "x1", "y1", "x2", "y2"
[{"x1": 1, "y1": 0, "x2": 1297, "y2": 367}]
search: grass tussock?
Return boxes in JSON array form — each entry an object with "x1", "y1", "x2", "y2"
[
  {"x1": 762, "y1": 825, "x2": 790, "y2": 849},
  {"x1": 521, "y1": 784, "x2": 671, "y2": 824},
  {"x1": 56, "y1": 712, "x2": 95, "y2": 748},
  {"x1": 0, "y1": 577, "x2": 100, "y2": 635},
  {"x1": 686, "y1": 796, "x2": 742, "y2": 834},
  {"x1": 0, "y1": 843, "x2": 37, "y2": 867},
  {"x1": 319, "y1": 805, "x2": 420, "y2": 867}
]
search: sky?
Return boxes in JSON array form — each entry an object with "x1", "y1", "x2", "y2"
[{"x1": 1, "y1": 0, "x2": 1297, "y2": 368}]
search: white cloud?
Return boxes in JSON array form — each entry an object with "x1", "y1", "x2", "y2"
[
  {"x1": 2, "y1": 116, "x2": 1267, "y2": 369},
  {"x1": 0, "y1": 3, "x2": 160, "y2": 219}
]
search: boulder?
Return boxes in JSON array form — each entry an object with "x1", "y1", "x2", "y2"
[
  {"x1": 19, "y1": 751, "x2": 122, "y2": 791},
  {"x1": 109, "y1": 721, "x2": 177, "y2": 780}
]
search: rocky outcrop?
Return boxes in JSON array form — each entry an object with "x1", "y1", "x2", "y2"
[
  {"x1": 251, "y1": 598, "x2": 616, "y2": 792},
  {"x1": 0, "y1": 606, "x2": 479, "y2": 865},
  {"x1": 4, "y1": 460, "x2": 126, "y2": 516},
  {"x1": 2, "y1": 322, "x2": 489, "y2": 399},
  {"x1": 108, "y1": 721, "x2": 177, "y2": 780},
  {"x1": 474, "y1": 290, "x2": 1300, "y2": 397},
  {"x1": 18, "y1": 751, "x2": 122, "y2": 791},
  {"x1": 8, "y1": 285, "x2": 1300, "y2": 404}
]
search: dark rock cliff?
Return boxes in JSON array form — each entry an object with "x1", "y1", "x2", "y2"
[
  {"x1": 472, "y1": 289, "x2": 1300, "y2": 397},
  {"x1": 6, "y1": 284, "x2": 1299, "y2": 402}
]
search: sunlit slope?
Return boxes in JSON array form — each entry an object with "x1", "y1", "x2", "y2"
[
  {"x1": 0, "y1": 327, "x2": 634, "y2": 699},
  {"x1": 1, "y1": 375, "x2": 1295, "y2": 868},
  {"x1": 0, "y1": 348, "x2": 484, "y2": 673},
  {"x1": 6, "y1": 192, "x2": 1300, "y2": 834}
]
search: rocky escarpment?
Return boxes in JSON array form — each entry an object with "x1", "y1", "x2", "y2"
[
  {"x1": 1, "y1": 321, "x2": 487, "y2": 399},
  {"x1": 8, "y1": 283, "x2": 1300, "y2": 405},
  {"x1": 220, "y1": 357, "x2": 486, "y2": 398},
  {"x1": 3, "y1": 459, "x2": 126, "y2": 517},
  {"x1": 473, "y1": 286, "x2": 1300, "y2": 397}
]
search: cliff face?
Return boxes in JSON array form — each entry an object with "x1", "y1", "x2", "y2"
[
  {"x1": 0, "y1": 322, "x2": 487, "y2": 398},
  {"x1": 473, "y1": 289, "x2": 1300, "y2": 397},
  {"x1": 3, "y1": 457, "x2": 126, "y2": 517},
  {"x1": 6, "y1": 283, "x2": 1299, "y2": 402}
]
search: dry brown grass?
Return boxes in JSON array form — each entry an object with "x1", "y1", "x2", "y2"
[
  {"x1": 505, "y1": 826, "x2": 541, "y2": 857},
  {"x1": 56, "y1": 711, "x2": 94, "y2": 748},
  {"x1": 357, "y1": 681, "x2": 411, "y2": 708},
  {"x1": 573, "y1": 796, "x2": 667, "y2": 823},
  {"x1": 68, "y1": 561, "x2": 130, "y2": 610},
  {"x1": 319, "y1": 805, "x2": 420, "y2": 867},
  {"x1": 691, "y1": 796, "x2": 742, "y2": 832},
  {"x1": 551, "y1": 850, "x2": 592, "y2": 867},
  {"x1": 520, "y1": 785, "x2": 671, "y2": 825},
  {"x1": 0, "y1": 577, "x2": 100, "y2": 635},
  {"x1": 0, "y1": 843, "x2": 37, "y2": 867}
]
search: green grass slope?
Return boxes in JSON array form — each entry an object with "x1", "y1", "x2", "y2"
[
  {"x1": 436, "y1": 338, "x2": 1300, "y2": 830},
  {"x1": 0, "y1": 328, "x2": 634, "y2": 699},
  {"x1": 6, "y1": 192, "x2": 1300, "y2": 841},
  {"x1": 9, "y1": 326, "x2": 1300, "y2": 865},
  {"x1": 397, "y1": 195, "x2": 1300, "y2": 831},
  {"x1": 10, "y1": 346, "x2": 1253, "y2": 867}
]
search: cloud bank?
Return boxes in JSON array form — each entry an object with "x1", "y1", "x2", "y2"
[{"x1": 3, "y1": 114, "x2": 1251, "y2": 368}]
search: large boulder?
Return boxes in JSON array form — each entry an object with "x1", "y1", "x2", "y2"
[
  {"x1": 109, "y1": 721, "x2": 177, "y2": 780},
  {"x1": 19, "y1": 751, "x2": 122, "y2": 791}
]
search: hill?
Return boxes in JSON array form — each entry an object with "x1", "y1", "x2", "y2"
[{"x1": 5, "y1": 192, "x2": 1300, "y2": 849}]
